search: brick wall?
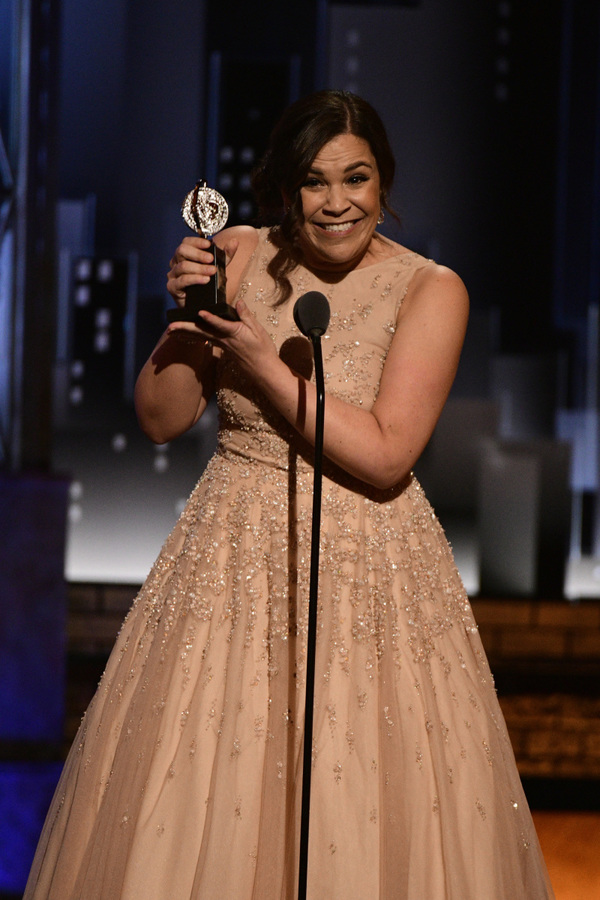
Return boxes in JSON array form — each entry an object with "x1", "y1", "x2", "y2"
[
  {"x1": 68, "y1": 582, "x2": 136, "y2": 655},
  {"x1": 471, "y1": 598, "x2": 600, "y2": 663},
  {"x1": 66, "y1": 583, "x2": 137, "y2": 746},
  {"x1": 471, "y1": 598, "x2": 600, "y2": 779}
]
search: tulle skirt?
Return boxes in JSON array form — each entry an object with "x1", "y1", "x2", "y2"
[{"x1": 25, "y1": 453, "x2": 554, "y2": 899}]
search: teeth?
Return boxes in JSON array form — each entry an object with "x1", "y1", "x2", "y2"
[{"x1": 321, "y1": 222, "x2": 355, "y2": 233}]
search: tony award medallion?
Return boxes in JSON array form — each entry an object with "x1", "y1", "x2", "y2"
[{"x1": 167, "y1": 179, "x2": 238, "y2": 322}]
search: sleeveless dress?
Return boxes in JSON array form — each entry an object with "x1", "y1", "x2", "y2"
[{"x1": 25, "y1": 228, "x2": 555, "y2": 899}]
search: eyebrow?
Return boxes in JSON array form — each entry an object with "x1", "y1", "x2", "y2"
[{"x1": 308, "y1": 160, "x2": 374, "y2": 174}]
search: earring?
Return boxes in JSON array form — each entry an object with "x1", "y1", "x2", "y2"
[{"x1": 377, "y1": 210, "x2": 385, "y2": 225}]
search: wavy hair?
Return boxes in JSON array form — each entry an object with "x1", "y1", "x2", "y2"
[{"x1": 251, "y1": 90, "x2": 398, "y2": 304}]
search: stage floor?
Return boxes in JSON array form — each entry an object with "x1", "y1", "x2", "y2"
[{"x1": 534, "y1": 811, "x2": 600, "y2": 899}]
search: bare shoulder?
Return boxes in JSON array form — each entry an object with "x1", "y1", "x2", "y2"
[
  {"x1": 401, "y1": 262, "x2": 469, "y2": 319},
  {"x1": 214, "y1": 225, "x2": 259, "y2": 257},
  {"x1": 410, "y1": 261, "x2": 468, "y2": 295},
  {"x1": 214, "y1": 226, "x2": 260, "y2": 300}
]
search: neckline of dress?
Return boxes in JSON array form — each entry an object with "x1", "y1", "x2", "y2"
[
  {"x1": 303, "y1": 250, "x2": 420, "y2": 283},
  {"x1": 304, "y1": 250, "x2": 421, "y2": 285},
  {"x1": 263, "y1": 226, "x2": 419, "y2": 278}
]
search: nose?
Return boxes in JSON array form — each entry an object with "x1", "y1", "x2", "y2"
[{"x1": 323, "y1": 184, "x2": 351, "y2": 216}]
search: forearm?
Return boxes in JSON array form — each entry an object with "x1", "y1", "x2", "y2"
[
  {"x1": 134, "y1": 331, "x2": 215, "y2": 443},
  {"x1": 181, "y1": 265, "x2": 466, "y2": 486},
  {"x1": 254, "y1": 356, "x2": 415, "y2": 489}
]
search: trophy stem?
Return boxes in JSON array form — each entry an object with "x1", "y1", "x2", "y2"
[{"x1": 167, "y1": 241, "x2": 238, "y2": 323}]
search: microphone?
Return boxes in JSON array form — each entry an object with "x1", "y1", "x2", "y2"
[
  {"x1": 293, "y1": 288, "x2": 329, "y2": 900},
  {"x1": 293, "y1": 291, "x2": 330, "y2": 338}
]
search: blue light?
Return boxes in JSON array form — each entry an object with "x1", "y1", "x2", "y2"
[{"x1": 0, "y1": 762, "x2": 62, "y2": 894}]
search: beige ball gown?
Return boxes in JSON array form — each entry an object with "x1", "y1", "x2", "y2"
[{"x1": 25, "y1": 228, "x2": 555, "y2": 899}]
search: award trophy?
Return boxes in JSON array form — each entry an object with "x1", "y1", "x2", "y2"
[{"x1": 167, "y1": 179, "x2": 238, "y2": 322}]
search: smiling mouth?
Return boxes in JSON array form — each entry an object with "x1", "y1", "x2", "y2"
[{"x1": 315, "y1": 220, "x2": 359, "y2": 234}]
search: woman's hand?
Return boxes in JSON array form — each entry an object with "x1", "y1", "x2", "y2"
[
  {"x1": 167, "y1": 298, "x2": 281, "y2": 380},
  {"x1": 167, "y1": 235, "x2": 240, "y2": 307}
]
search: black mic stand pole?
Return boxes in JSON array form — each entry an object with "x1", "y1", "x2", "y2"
[{"x1": 297, "y1": 329, "x2": 325, "y2": 900}]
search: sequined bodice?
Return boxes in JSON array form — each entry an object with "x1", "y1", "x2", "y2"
[{"x1": 215, "y1": 227, "x2": 429, "y2": 471}]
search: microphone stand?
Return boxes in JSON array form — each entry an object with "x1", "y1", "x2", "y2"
[{"x1": 297, "y1": 330, "x2": 325, "y2": 900}]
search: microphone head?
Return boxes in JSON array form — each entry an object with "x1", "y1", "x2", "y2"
[{"x1": 293, "y1": 291, "x2": 331, "y2": 337}]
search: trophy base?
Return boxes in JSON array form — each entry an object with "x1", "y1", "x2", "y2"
[
  {"x1": 167, "y1": 301, "x2": 239, "y2": 323},
  {"x1": 166, "y1": 243, "x2": 239, "y2": 323}
]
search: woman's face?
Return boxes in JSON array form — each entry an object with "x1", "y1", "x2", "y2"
[{"x1": 297, "y1": 133, "x2": 382, "y2": 273}]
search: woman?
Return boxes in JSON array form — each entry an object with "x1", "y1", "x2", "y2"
[{"x1": 25, "y1": 91, "x2": 554, "y2": 898}]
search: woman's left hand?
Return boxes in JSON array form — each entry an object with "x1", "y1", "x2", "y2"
[{"x1": 166, "y1": 299, "x2": 280, "y2": 380}]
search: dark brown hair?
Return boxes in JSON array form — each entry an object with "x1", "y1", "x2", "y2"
[{"x1": 251, "y1": 90, "x2": 398, "y2": 303}]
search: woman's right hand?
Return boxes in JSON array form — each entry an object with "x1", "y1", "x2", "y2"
[
  {"x1": 167, "y1": 226, "x2": 257, "y2": 307},
  {"x1": 167, "y1": 236, "x2": 222, "y2": 307}
]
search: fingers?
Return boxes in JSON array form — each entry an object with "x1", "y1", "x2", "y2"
[
  {"x1": 185, "y1": 301, "x2": 276, "y2": 381},
  {"x1": 203, "y1": 300, "x2": 252, "y2": 341},
  {"x1": 165, "y1": 321, "x2": 214, "y2": 350},
  {"x1": 196, "y1": 309, "x2": 243, "y2": 341},
  {"x1": 168, "y1": 265, "x2": 217, "y2": 294},
  {"x1": 167, "y1": 236, "x2": 219, "y2": 301},
  {"x1": 171, "y1": 245, "x2": 216, "y2": 274},
  {"x1": 232, "y1": 298, "x2": 253, "y2": 327},
  {"x1": 174, "y1": 235, "x2": 213, "y2": 261}
]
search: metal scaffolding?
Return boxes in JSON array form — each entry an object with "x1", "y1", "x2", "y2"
[{"x1": 0, "y1": 0, "x2": 60, "y2": 472}]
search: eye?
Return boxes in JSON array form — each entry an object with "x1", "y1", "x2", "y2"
[
  {"x1": 302, "y1": 176, "x2": 323, "y2": 189},
  {"x1": 348, "y1": 173, "x2": 369, "y2": 185}
]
